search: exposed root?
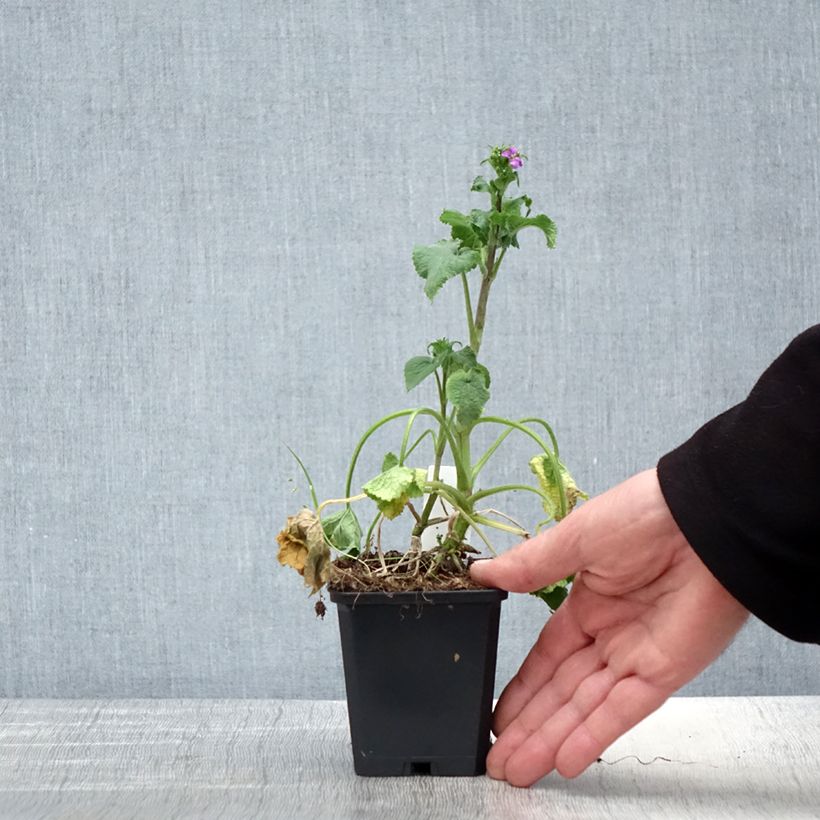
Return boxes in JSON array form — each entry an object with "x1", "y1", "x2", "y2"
[{"x1": 329, "y1": 543, "x2": 486, "y2": 593}]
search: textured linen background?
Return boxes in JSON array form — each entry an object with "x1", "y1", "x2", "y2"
[{"x1": 2, "y1": 1, "x2": 819, "y2": 698}]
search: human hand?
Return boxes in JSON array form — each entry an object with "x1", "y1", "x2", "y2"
[{"x1": 469, "y1": 468, "x2": 748, "y2": 787}]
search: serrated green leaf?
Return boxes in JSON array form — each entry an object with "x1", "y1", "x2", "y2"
[
  {"x1": 529, "y1": 455, "x2": 587, "y2": 521},
  {"x1": 445, "y1": 369, "x2": 490, "y2": 430},
  {"x1": 449, "y1": 346, "x2": 477, "y2": 371},
  {"x1": 491, "y1": 211, "x2": 556, "y2": 249},
  {"x1": 428, "y1": 338, "x2": 456, "y2": 361},
  {"x1": 471, "y1": 175, "x2": 491, "y2": 193},
  {"x1": 502, "y1": 194, "x2": 532, "y2": 215},
  {"x1": 439, "y1": 210, "x2": 481, "y2": 248},
  {"x1": 382, "y1": 451, "x2": 399, "y2": 472},
  {"x1": 404, "y1": 356, "x2": 439, "y2": 391},
  {"x1": 468, "y1": 209, "x2": 491, "y2": 244},
  {"x1": 445, "y1": 346, "x2": 491, "y2": 388},
  {"x1": 321, "y1": 507, "x2": 362, "y2": 553},
  {"x1": 474, "y1": 362, "x2": 491, "y2": 389},
  {"x1": 362, "y1": 465, "x2": 428, "y2": 520},
  {"x1": 412, "y1": 240, "x2": 480, "y2": 301},
  {"x1": 521, "y1": 213, "x2": 557, "y2": 248}
]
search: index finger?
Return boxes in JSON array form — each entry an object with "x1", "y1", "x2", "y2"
[{"x1": 470, "y1": 506, "x2": 585, "y2": 593}]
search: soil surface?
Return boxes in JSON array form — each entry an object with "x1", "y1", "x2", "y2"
[{"x1": 328, "y1": 547, "x2": 489, "y2": 593}]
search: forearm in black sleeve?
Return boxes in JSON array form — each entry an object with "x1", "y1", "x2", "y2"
[{"x1": 657, "y1": 324, "x2": 820, "y2": 644}]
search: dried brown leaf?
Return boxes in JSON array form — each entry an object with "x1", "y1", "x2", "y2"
[{"x1": 276, "y1": 508, "x2": 330, "y2": 595}]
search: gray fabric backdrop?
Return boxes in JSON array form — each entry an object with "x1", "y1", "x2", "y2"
[{"x1": 1, "y1": 1, "x2": 818, "y2": 699}]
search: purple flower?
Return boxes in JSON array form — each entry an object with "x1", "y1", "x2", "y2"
[{"x1": 500, "y1": 146, "x2": 523, "y2": 169}]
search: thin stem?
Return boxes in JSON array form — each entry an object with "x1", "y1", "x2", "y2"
[
  {"x1": 474, "y1": 515, "x2": 528, "y2": 537},
  {"x1": 426, "y1": 480, "x2": 473, "y2": 512},
  {"x1": 344, "y1": 407, "x2": 461, "y2": 498},
  {"x1": 402, "y1": 428, "x2": 437, "y2": 462},
  {"x1": 494, "y1": 246, "x2": 509, "y2": 271},
  {"x1": 476, "y1": 507, "x2": 530, "y2": 535},
  {"x1": 520, "y1": 416, "x2": 560, "y2": 457},
  {"x1": 414, "y1": 375, "x2": 451, "y2": 535},
  {"x1": 469, "y1": 483, "x2": 549, "y2": 505},
  {"x1": 398, "y1": 409, "x2": 425, "y2": 463},
  {"x1": 450, "y1": 507, "x2": 496, "y2": 555},
  {"x1": 316, "y1": 493, "x2": 366, "y2": 516},
  {"x1": 473, "y1": 416, "x2": 566, "y2": 518},
  {"x1": 376, "y1": 516, "x2": 386, "y2": 569},
  {"x1": 472, "y1": 416, "x2": 561, "y2": 480},
  {"x1": 460, "y1": 273, "x2": 478, "y2": 351},
  {"x1": 285, "y1": 446, "x2": 319, "y2": 509},
  {"x1": 405, "y1": 501, "x2": 422, "y2": 524},
  {"x1": 471, "y1": 427, "x2": 513, "y2": 480},
  {"x1": 363, "y1": 511, "x2": 383, "y2": 551}
]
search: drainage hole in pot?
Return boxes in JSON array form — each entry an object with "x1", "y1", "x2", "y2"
[{"x1": 410, "y1": 761, "x2": 432, "y2": 775}]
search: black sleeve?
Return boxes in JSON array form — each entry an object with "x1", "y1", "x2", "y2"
[{"x1": 656, "y1": 325, "x2": 820, "y2": 644}]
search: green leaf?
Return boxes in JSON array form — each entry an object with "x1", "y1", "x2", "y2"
[
  {"x1": 412, "y1": 240, "x2": 481, "y2": 301},
  {"x1": 441, "y1": 346, "x2": 491, "y2": 389},
  {"x1": 468, "y1": 209, "x2": 491, "y2": 244},
  {"x1": 474, "y1": 362, "x2": 491, "y2": 389},
  {"x1": 529, "y1": 455, "x2": 587, "y2": 521},
  {"x1": 439, "y1": 210, "x2": 481, "y2": 248},
  {"x1": 492, "y1": 211, "x2": 557, "y2": 249},
  {"x1": 381, "y1": 451, "x2": 399, "y2": 471},
  {"x1": 362, "y1": 465, "x2": 428, "y2": 520},
  {"x1": 416, "y1": 340, "x2": 491, "y2": 391},
  {"x1": 428, "y1": 338, "x2": 456, "y2": 361},
  {"x1": 502, "y1": 195, "x2": 532, "y2": 215},
  {"x1": 445, "y1": 369, "x2": 490, "y2": 430},
  {"x1": 471, "y1": 175, "x2": 491, "y2": 193},
  {"x1": 531, "y1": 576, "x2": 573, "y2": 611},
  {"x1": 321, "y1": 507, "x2": 362, "y2": 553},
  {"x1": 521, "y1": 213, "x2": 557, "y2": 248},
  {"x1": 404, "y1": 356, "x2": 439, "y2": 391}
]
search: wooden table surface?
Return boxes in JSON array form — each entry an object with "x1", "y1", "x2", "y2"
[{"x1": 0, "y1": 697, "x2": 817, "y2": 819}]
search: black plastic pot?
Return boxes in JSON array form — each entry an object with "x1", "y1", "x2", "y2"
[{"x1": 329, "y1": 587, "x2": 507, "y2": 776}]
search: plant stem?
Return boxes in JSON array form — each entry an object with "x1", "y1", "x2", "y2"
[
  {"x1": 344, "y1": 407, "x2": 460, "y2": 498},
  {"x1": 413, "y1": 374, "x2": 449, "y2": 536},
  {"x1": 456, "y1": 430, "x2": 472, "y2": 494},
  {"x1": 472, "y1": 189, "x2": 504, "y2": 355},
  {"x1": 473, "y1": 270, "x2": 494, "y2": 356},
  {"x1": 469, "y1": 484, "x2": 548, "y2": 505},
  {"x1": 316, "y1": 493, "x2": 367, "y2": 516},
  {"x1": 402, "y1": 429, "x2": 436, "y2": 462},
  {"x1": 473, "y1": 515, "x2": 527, "y2": 537},
  {"x1": 364, "y1": 511, "x2": 381, "y2": 551},
  {"x1": 473, "y1": 417, "x2": 567, "y2": 518},
  {"x1": 424, "y1": 480, "x2": 473, "y2": 513},
  {"x1": 460, "y1": 273, "x2": 478, "y2": 351},
  {"x1": 472, "y1": 416, "x2": 560, "y2": 480},
  {"x1": 398, "y1": 409, "x2": 425, "y2": 463}
]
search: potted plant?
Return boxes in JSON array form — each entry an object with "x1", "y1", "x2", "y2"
[{"x1": 277, "y1": 145, "x2": 586, "y2": 776}]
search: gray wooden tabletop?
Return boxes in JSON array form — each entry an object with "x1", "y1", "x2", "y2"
[{"x1": 0, "y1": 697, "x2": 817, "y2": 819}]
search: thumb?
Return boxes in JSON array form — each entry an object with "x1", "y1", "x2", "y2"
[{"x1": 469, "y1": 510, "x2": 584, "y2": 592}]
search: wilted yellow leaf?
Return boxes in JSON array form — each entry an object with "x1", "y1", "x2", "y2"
[
  {"x1": 276, "y1": 508, "x2": 330, "y2": 595},
  {"x1": 529, "y1": 455, "x2": 588, "y2": 521}
]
